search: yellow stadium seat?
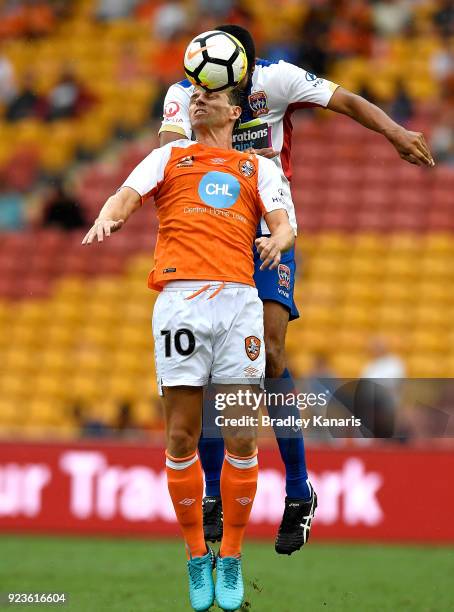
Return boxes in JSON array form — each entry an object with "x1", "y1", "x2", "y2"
[
  {"x1": 333, "y1": 329, "x2": 367, "y2": 353},
  {"x1": 407, "y1": 78, "x2": 438, "y2": 100},
  {"x1": 47, "y1": 299, "x2": 85, "y2": 323},
  {"x1": 121, "y1": 299, "x2": 154, "y2": 323},
  {"x1": 330, "y1": 352, "x2": 367, "y2": 378},
  {"x1": 110, "y1": 350, "x2": 150, "y2": 375},
  {"x1": 104, "y1": 376, "x2": 142, "y2": 402},
  {"x1": 33, "y1": 374, "x2": 68, "y2": 401},
  {"x1": 298, "y1": 280, "x2": 340, "y2": 305},
  {"x1": 72, "y1": 347, "x2": 107, "y2": 375},
  {"x1": 40, "y1": 142, "x2": 75, "y2": 173},
  {"x1": 69, "y1": 374, "x2": 101, "y2": 402},
  {"x1": 423, "y1": 234, "x2": 454, "y2": 255},
  {"x1": 45, "y1": 323, "x2": 76, "y2": 348},
  {"x1": 443, "y1": 357, "x2": 454, "y2": 378},
  {"x1": 90, "y1": 398, "x2": 118, "y2": 423},
  {"x1": 342, "y1": 281, "x2": 380, "y2": 304},
  {"x1": 338, "y1": 304, "x2": 375, "y2": 328},
  {"x1": 352, "y1": 234, "x2": 387, "y2": 255},
  {"x1": 77, "y1": 324, "x2": 116, "y2": 348},
  {"x1": 369, "y1": 75, "x2": 397, "y2": 101},
  {"x1": 307, "y1": 256, "x2": 348, "y2": 280},
  {"x1": 0, "y1": 399, "x2": 21, "y2": 426},
  {"x1": 3, "y1": 348, "x2": 37, "y2": 374},
  {"x1": 314, "y1": 234, "x2": 347, "y2": 255},
  {"x1": 380, "y1": 280, "x2": 418, "y2": 304},
  {"x1": 15, "y1": 301, "x2": 50, "y2": 326},
  {"x1": 84, "y1": 301, "x2": 120, "y2": 324},
  {"x1": 288, "y1": 352, "x2": 313, "y2": 377},
  {"x1": 347, "y1": 256, "x2": 382, "y2": 279},
  {"x1": 28, "y1": 398, "x2": 64, "y2": 426},
  {"x1": 388, "y1": 234, "x2": 422, "y2": 254},
  {"x1": 300, "y1": 305, "x2": 337, "y2": 329},
  {"x1": 383, "y1": 255, "x2": 418, "y2": 278},
  {"x1": 55, "y1": 278, "x2": 87, "y2": 300},
  {"x1": 420, "y1": 256, "x2": 452, "y2": 279},
  {"x1": 0, "y1": 374, "x2": 31, "y2": 400},
  {"x1": 407, "y1": 355, "x2": 446, "y2": 378},
  {"x1": 8, "y1": 322, "x2": 43, "y2": 348},
  {"x1": 417, "y1": 281, "x2": 453, "y2": 305},
  {"x1": 133, "y1": 399, "x2": 159, "y2": 426},
  {"x1": 409, "y1": 330, "x2": 447, "y2": 353},
  {"x1": 376, "y1": 305, "x2": 412, "y2": 330},
  {"x1": 413, "y1": 306, "x2": 450, "y2": 328},
  {"x1": 39, "y1": 349, "x2": 72, "y2": 374}
]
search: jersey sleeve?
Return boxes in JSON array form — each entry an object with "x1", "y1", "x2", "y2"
[
  {"x1": 279, "y1": 60, "x2": 339, "y2": 108},
  {"x1": 158, "y1": 83, "x2": 192, "y2": 139},
  {"x1": 256, "y1": 156, "x2": 287, "y2": 215},
  {"x1": 120, "y1": 142, "x2": 174, "y2": 203}
]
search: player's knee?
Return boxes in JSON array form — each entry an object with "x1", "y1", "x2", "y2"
[
  {"x1": 167, "y1": 427, "x2": 198, "y2": 458},
  {"x1": 265, "y1": 338, "x2": 286, "y2": 378},
  {"x1": 224, "y1": 435, "x2": 257, "y2": 458}
]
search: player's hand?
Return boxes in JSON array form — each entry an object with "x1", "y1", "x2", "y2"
[
  {"x1": 386, "y1": 127, "x2": 435, "y2": 167},
  {"x1": 81, "y1": 218, "x2": 124, "y2": 245},
  {"x1": 255, "y1": 236, "x2": 281, "y2": 270},
  {"x1": 246, "y1": 147, "x2": 279, "y2": 159}
]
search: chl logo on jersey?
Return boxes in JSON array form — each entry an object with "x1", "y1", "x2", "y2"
[
  {"x1": 278, "y1": 264, "x2": 291, "y2": 290},
  {"x1": 248, "y1": 91, "x2": 269, "y2": 117},
  {"x1": 245, "y1": 336, "x2": 261, "y2": 361},
  {"x1": 198, "y1": 171, "x2": 240, "y2": 209},
  {"x1": 239, "y1": 159, "x2": 255, "y2": 178}
]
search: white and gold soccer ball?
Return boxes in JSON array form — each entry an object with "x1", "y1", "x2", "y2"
[{"x1": 184, "y1": 30, "x2": 248, "y2": 92}]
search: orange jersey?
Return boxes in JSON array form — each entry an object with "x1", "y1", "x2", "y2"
[{"x1": 121, "y1": 140, "x2": 285, "y2": 289}]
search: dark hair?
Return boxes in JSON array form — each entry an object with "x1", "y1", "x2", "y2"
[
  {"x1": 216, "y1": 24, "x2": 256, "y2": 71},
  {"x1": 227, "y1": 86, "x2": 242, "y2": 107},
  {"x1": 227, "y1": 86, "x2": 243, "y2": 129}
]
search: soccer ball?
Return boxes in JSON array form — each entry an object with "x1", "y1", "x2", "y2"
[{"x1": 184, "y1": 30, "x2": 248, "y2": 92}]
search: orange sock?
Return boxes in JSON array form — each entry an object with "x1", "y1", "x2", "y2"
[
  {"x1": 220, "y1": 451, "x2": 258, "y2": 558},
  {"x1": 166, "y1": 451, "x2": 206, "y2": 559}
]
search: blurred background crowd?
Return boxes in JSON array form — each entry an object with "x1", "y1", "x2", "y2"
[{"x1": 0, "y1": 0, "x2": 453, "y2": 442}]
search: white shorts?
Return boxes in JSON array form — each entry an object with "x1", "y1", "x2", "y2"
[{"x1": 152, "y1": 280, "x2": 265, "y2": 394}]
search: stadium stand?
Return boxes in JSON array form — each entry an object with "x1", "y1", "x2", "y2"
[{"x1": 0, "y1": 0, "x2": 453, "y2": 436}]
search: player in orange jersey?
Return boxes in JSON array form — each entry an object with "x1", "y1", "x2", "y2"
[{"x1": 82, "y1": 86, "x2": 293, "y2": 612}]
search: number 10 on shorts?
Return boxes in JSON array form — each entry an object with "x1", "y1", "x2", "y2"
[{"x1": 161, "y1": 329, "x2": 196, "y2": 357}]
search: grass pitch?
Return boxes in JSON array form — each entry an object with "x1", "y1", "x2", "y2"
[{"x1": 1, "y1": 535, "x2": 453, "y2": 611}]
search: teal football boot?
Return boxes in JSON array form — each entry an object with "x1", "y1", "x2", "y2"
[
  {"x1": 187, "y1": 547, "x2": 215, "y2": 611},
  {"x1": 215, "y1": 555, "x2": 244, "y2": 611}
]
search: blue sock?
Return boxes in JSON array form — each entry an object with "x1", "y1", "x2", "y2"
[
  {"x1": 266, "y1": 368, "x2": 311, "y2": 501},
  {"x1": 198, "y1": 434, "x2": 224, "y2": 497}
]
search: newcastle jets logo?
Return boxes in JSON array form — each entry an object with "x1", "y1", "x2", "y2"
[
  {"x1": 239, "y1": 159, "x2": 255, "y2": 178},
  {"x1": 245, "y1": 336, "x2": 261, "y2": 361},
  {"x1": 278, "y1": 264, "x2": 291, "y2": 290},
  {"x1": 248, "y1": 91, "x2": 269, "y2": 117}
]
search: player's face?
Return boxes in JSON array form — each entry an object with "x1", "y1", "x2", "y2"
[{"x1": 189, "y1": 88, "x2": 240, "y2": 130}]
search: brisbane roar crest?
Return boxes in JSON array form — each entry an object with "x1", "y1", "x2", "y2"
[{"x1": 245, "y1": 336, "x2": 261, "y2": 361}]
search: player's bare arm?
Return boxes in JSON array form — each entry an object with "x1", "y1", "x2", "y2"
[
  {"x1": 160, "y1": 130, "x2": 185, "y2": 147},
  {"x1": 327, "y1": 87, "x2": 435, "y2": 167},
  {"x1": 256, "y1": 209, "x2": 294, "y2": 271},
  {"x1": 81, "y1": 187, "x2": 141, "y2": 244}
]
